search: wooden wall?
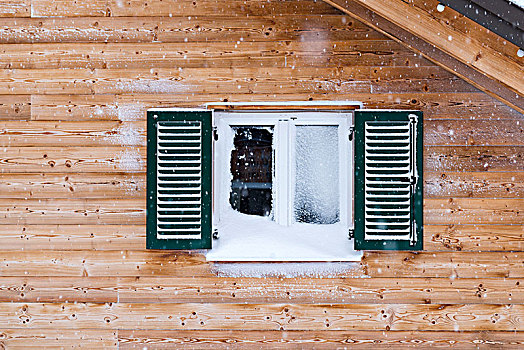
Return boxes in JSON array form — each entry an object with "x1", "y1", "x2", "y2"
[{"x1": 0, "y1": 0, "x2": 523, "y2": 348}]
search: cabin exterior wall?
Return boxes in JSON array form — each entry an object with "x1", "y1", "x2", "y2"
[{"x1": 0, "y1": 0, "x2": 523, "y2": 347}]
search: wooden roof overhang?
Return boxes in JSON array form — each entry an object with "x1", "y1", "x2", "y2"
[
  {"x1": 322, "y1": 0, "x2": 524, "y2": 114},
  {"x1": 438, "y1": 0, "x2": 523, "y2": 49}
]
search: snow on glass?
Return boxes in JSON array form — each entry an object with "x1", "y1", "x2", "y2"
[{"x1": 294, "y1": 126, "x2": 339, "y2": 225}]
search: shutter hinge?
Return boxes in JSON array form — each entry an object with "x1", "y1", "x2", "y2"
[
  {"x1": 348, "y1": 228, "x2": 354, "y2": 240},
  {"x1": 213, "y1": 126, "x2": 218, "y2": 141},
  {"x1": 348, "y1": 126, "x2": 355, "y2": 141}
]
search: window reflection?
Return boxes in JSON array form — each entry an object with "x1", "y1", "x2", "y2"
[{"x1": 230, "y1": 127, "x2": 273, "y2": 217}]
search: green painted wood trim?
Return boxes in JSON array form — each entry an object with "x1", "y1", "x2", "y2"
[
  {"x1": 146, "y1": 110, "x2": 213, "y2": 250},
  {"x1": 354, "y1": 110, "x2": 423, "y2": 251}
]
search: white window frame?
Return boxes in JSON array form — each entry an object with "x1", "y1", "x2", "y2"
[{"x1": 213, "y1": 110, "x2": 353, "y2": 232}]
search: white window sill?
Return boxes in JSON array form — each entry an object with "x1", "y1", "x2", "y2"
[{"x1": 205, "y1": 209, "x2": 362, "y2": 262}]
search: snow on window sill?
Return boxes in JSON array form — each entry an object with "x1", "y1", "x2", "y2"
[{"x1": 205, "y1": 208, "x2": 362, "y2": 262}]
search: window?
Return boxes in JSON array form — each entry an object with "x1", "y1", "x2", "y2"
[{"x1": 146, "y1": 104, "x2": 423, "y2": 258}]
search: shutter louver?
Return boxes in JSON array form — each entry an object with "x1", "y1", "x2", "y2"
[
  {"x1": 157, "y1": 120, "x2": 203, "y2": 240},
  {"x1": 147, "y1": 110, "x2": 212, "y2": 250},
  {"x1": 354, "y1": 110, "x2": 423, "y2": 250}
]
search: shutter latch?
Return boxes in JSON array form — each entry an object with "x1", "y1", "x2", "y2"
[
  {"x1": 348, "y1": 126, "x2": 355, "y2": 141},
  {"x1": 213, "y1": 228, "x2": 219, "y2": 239},
  {"x1": 348, "y1": 228, "x2": 354, "y2": 240},
  {"x1": 213, "y1": 126, "x2": 218, "y2": 141}
]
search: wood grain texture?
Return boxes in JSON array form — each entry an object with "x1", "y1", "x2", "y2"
[
  {"x1": 115, "y1": 277, "x2": 524, "y2": 304},
  {"x1": 1, "y1": 251, "x2": 524, "y2": 278},
  {"x1": 1, "y1": 119, "x2": 522, "y2": 147},
  {"x1": 0, "y1": 42, "x2": 432, "y2": 69},
  {"x1": 31, "y1": 0, "x2": 341, "y2": 17},
  {"x1": 424, "y1": 119, "x2": 524, "y2": 146},
  {"x1": 0, "y1": 173, "x2": 144, "y2": 198},
  {"x1": 0, "y1": 95, "x2": 31, "y2": 120},
  {"x1": 424, "y1": 198, "x2": 524, "y2": 225},
  {"x1": 363, "y1": 251, "x2": 524, "y2": 278},
  {"x1": 323, "y1": 0, "x2": 524, "y2": 112},
  {"x1": 0, "y1": 0, "x2": 522, "y2": 346},
  {"x1": 0, "y1": 224, "x2": 145, "y2": 250},
  {"x1": 1, "y1": 197, "x2": 522, "y2": 224},
  {"x1": 117, "y1": 330, "x2": 524, "y2": 349},
  {"x1": 425, "y1": 172, "x2": 524, "y2": 198},
  {"x1": 0, "y1": 198, "x2": 145, "y2": 224},
  {"x1": 0, "y1": 16, "x2": 386, "y2": 44},
  {"x1": 0, "y1": 120, "x2": 146, "y2": 147},
  {"x1": 0, "y1": 251, "x2": 367, "y2": 278},
  {"x1": 425, "y1": 225, "x2": 524, "y2": 252},
  {"x1": 0, "y1": 224, "x2": 522, "y2": 252},
  {"x1": 1, "y1": 276, "x2": 523, "y2": 304},
  {"x1": 425, "y1": 146, "x2": 524, "y2": 172},
  {"x1": 30, "y1": 92, "x2": 522, "y2": 121},
  {"x1": 1, "y1": 302, "x2": 524, "y2": 331},
  {"x1": 0, "y1": 329, "x2": 117, "y2": 349},
  {"x1": 0, "y1": 68, "x2": 477, "y2": 96},
  {"x1": 0, "y1": 0, "x2": 29, "y2": 17}
]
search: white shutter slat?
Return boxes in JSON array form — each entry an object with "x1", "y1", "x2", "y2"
[
  {"x1": 364, "y1": 120, "x2": 414, "y2": 242},
  {"x1": 156, "y1": 120, "x2": 204, "y2": 240}
]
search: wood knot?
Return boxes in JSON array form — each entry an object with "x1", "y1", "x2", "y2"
[{"x1": 474, "y1": 52, "x2": 482, "y2": 61}]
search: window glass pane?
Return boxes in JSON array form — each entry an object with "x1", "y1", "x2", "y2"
[
  {"x1": 230, "y1": 127, "x2": 273, "y2": 217},
  {"x1": 294, "y1": 125, "x2": 339, "y2": 224}
]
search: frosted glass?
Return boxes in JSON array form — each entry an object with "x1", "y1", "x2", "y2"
[{"x1": 294, "y1": 126, "x2": 339, "y2": 224}]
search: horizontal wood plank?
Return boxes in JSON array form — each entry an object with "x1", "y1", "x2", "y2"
[
  {"x1": 0, "y1": 277, "x2": 120, "y2": 303},
  {"x1": 425, "y1": 172, "x2": 524, "y2": 198},
  {"x1": 424, "y1": 198, "x2": 524, "y2": 225},
  {"x1": 0, "y1": 68, "x2": 475, "y2": 96},
  {"x1": 1, "y1": 251, "x2": 524, "y2": 278},
  {"x1": 363, "y1": 251, "x2": 524, "y2": 278},
  {"x1": 0, "y1": 251, "x2": 366, "y2": 277},
  {"x1": 0, "y1": 224, "x2": 145, "y2": 250},
  {"x1": 0, "y1": 223, "x2": 522, "y2": 252},
  {"x1": 425, "y1": 146, "x2": 524, "y2": 172},
  {"x1": 3, "y1": 119, "x2": 523, "y2": 147},
  {"x1": 0, "y1": 329, "x2": 117, "y2": 349},
  {"x1": 0, "y1": 95, "x2": 31, "y2": 120},
  {"x1": 0, "y1": 16, "x2": 385, "y2": 44},
  {"x1": 0, "y1": 0, "x2": 29, "y2": 17},
  {"x1": 31, "y1": 0, "x2": 341, "y2": 17},
  {"x1": 0, "y1": 197, "x2": 522, "y2": 224},
  {"x1": 424, "y1": 119, "x2": 524, "y2": 146},
  {"x1": 117, "y1": 330, "x2": 524, "y2": 349},
  {"x1": 1, "y1": 276, "x2": 523, "y2": 304},
  {"x1": 0, "y1": 251, "x2": 214, "y2": 277},
  {"x1": 30, "y1": 92, "x2": 522, "y2": 121},
  {"x1": 0, "y1": 198, "x2": 145, "y2": 224},
  {"x1": 116, "y1": 277, "x2": 524, "y2": 304},
  {"x1": 0, "y1": 41, "x2": 432, "y2": 70},
  {"x1": 0, "y1": 121, "x2": 146, "y2": 147},
  {"x1": 1, "y1": 302, "x2": 524, "y2": 330},
  {"x1": 0, "y1": 173, "x2": 144, "y2": 198},
  {"x1": 425, "y1": 225, "x2": 524, "y2": 252}
]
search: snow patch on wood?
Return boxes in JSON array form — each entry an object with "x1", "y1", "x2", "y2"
[
  {"x1": 115, "y1": 149, "x2": 144, "y2": 172},
  {"x1": 212, "y1": 261, "x2": 364, "y2": 278}
]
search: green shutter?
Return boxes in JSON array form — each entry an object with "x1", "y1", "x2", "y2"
[
  {"x1": 354, "y1": 110, "x2": 423, "y2": 250},
  {"x1": 146, "y1": 110, "x2": 212, "y2": 250}
]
